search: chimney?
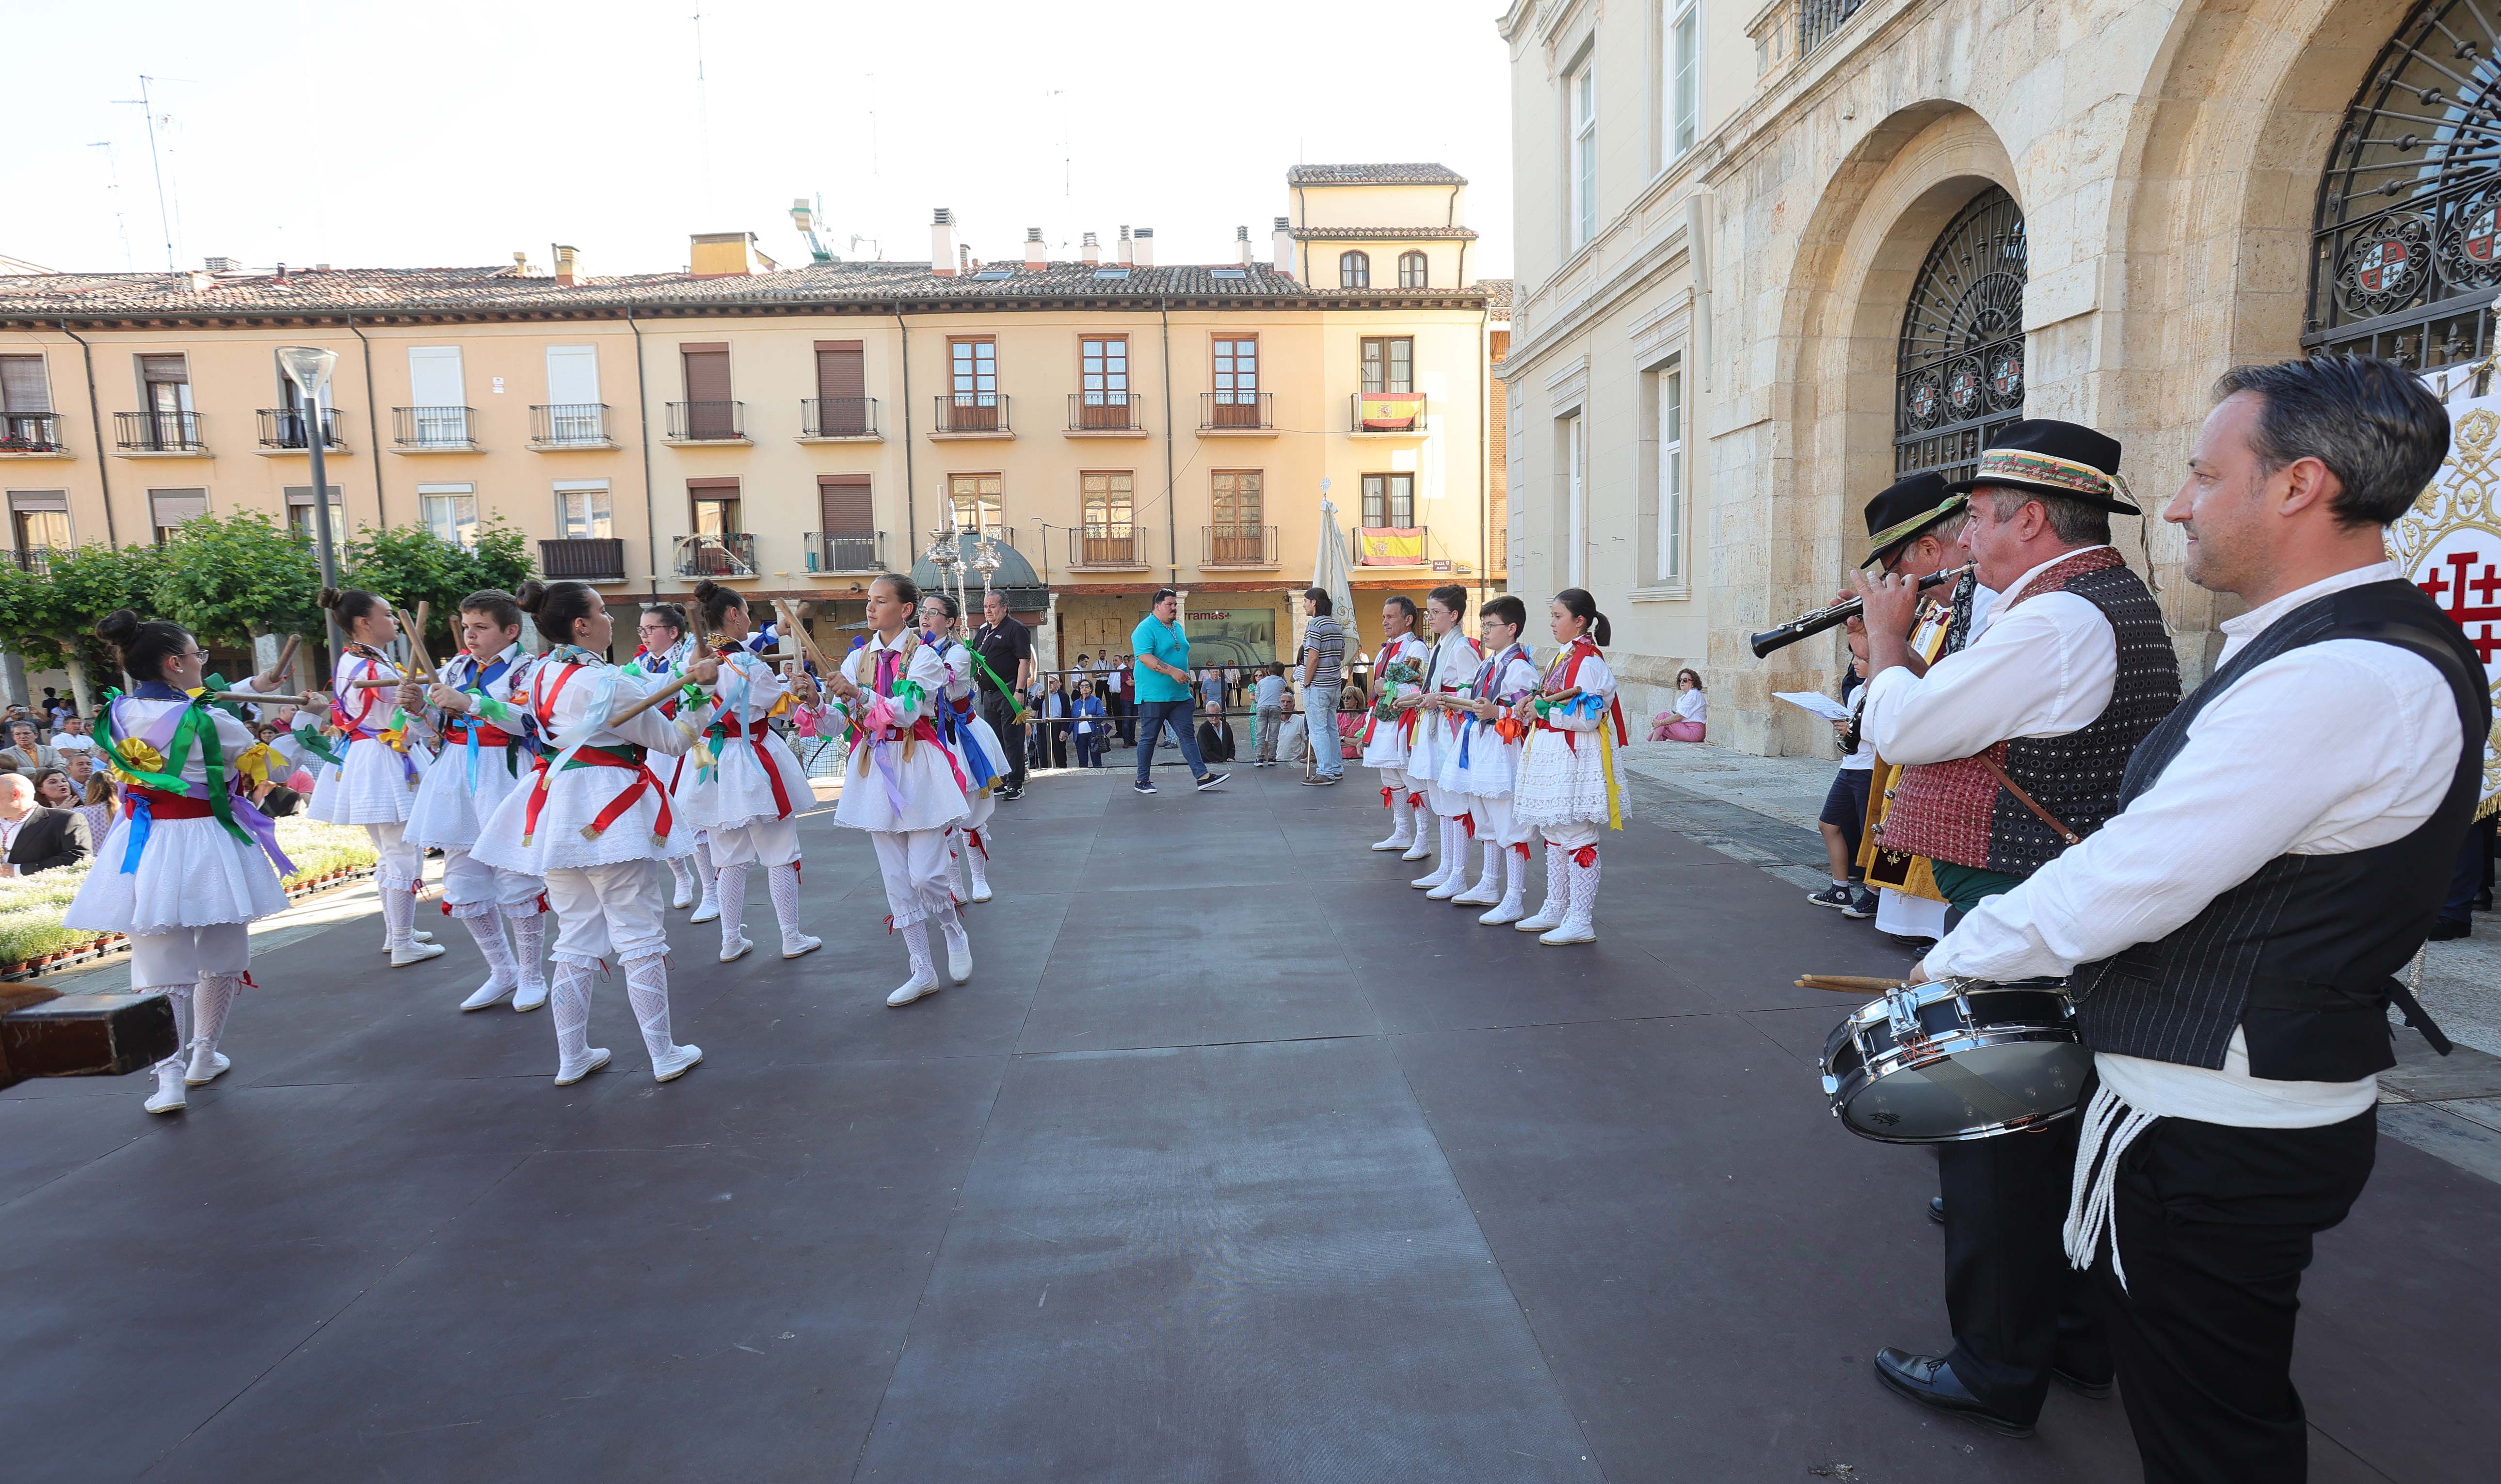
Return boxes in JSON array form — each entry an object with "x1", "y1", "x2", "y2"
[
  {"x1": 202, "y1": 255, "x2": 239, "y2": 272},
  {"x1": 1081, "y1": 231, "x2": 1100, "y2": 265},
  {"x1": 1133, "y1": 227, "x2": 1154, "y2": 268},
  {"x1": 1235, "y1": 225, "x2": 1252, "y2": 266},
  {"x1": 960, "y1": 243, "x2": 973, "y2": 275},
  {"x1": 552, "y1": 244, "x2": 579, "y2": 287},
  {"x1": 688, "y1": 232, "x2": 775, "y2": 277},
  {"x1": 1272, "y1": 217, "x2": 1294, "y2": 276},
  {"x1": 1024, "y1": 227, "x2": 1044, "y2": 271},
  {"x1": 187, "y1": 270, "x2": 215, "y2": 292},
  {"x1": 1117, "y1": 225, "x2": 1133, "y2": 266},
  {"x1": 931, "y1": 208, "x2": 957, "y2": 276},
  {"x1": 512, "y1": 250, "x2": 530, "y2": 276},
  {"x1": 274, "y1": 261, "x2": 289, "y2": 283}
]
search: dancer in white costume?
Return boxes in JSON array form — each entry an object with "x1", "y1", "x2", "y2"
[
  {"x1": 1407, "y1": 586, "x2": 1484, "y2": 897},
  {"x1": 1438, "y1": 595, "x2": 1542, "y2": 921},
  {"x1": 472, "y1": 581, "x2": 716, "y2": 1085},
  {"x1": 627, "y1": 604, "x2": 715, "y2": 919},
  {"x1": 680, "y1": 580, "x2": 822, "y2": 964},
  {"x1": 1359, "y1": 597, "x2": 1431, "y2": 855},
  {"x1": 67, "y1": 611, "x2": 293, "y2": 1114},
  {"x1": 823, "y1": 574, "x2": 973, "y2": 1008},
  {"x1": 307, "y1": 587, "x2": 442, "y2": 966},
  {"x1": 918, "y1": 591, "x2": 1008, "y2": 907},
  {"x1": 400, "y1": 589, "x2": 552, "y2": 1012},
  {"x1": 1511, "y1": 589, "x2": 1628, "y2": 947}
]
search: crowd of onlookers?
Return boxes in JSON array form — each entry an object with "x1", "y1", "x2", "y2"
[{"x1": 0, "y1": 695, "x2": 109, "y2": 879}]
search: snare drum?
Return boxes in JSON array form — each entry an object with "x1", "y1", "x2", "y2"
[{"x1": 1819, "y1": 978, "x2": 2088, "y2": 1143}]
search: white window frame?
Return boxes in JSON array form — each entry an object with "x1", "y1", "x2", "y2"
[
  {"x1": 417, "y1": 481, "x2": 479, "y2": 548},
  {"x1": 1569, "y1": 54, "x2": 1598, "y2": 249},
  {"x1": 554, "y1": 479, "x2": 614, "y2": 540},
  {"x1": 1562, "y1": 412, "x2": 1587, "y2": 588},
  {"x1": 1668, "y1": 0, "x2": 1700, "y2": 163}
]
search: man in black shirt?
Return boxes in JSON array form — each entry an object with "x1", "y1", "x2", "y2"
[{"x1": 973, "y1": 590, "x2": 1035, "y2": 799}]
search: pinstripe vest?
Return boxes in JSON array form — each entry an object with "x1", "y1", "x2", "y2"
[{"x1": 2073, "y1": 580, "x2": 2489, "y2": 1081}]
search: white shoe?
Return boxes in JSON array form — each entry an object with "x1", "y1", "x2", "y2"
[
  {"x1": 1516, "y1": 901, "x2": 1565, "y2": 933},
  {"x1": 460, "y1": 978, "x2": 516, "y2": 1011},
  {"x1": 1480, "y1": 889, "x2": 1529, "y2": 926},
  {"x1": 1452, "y1": 874, "x2": 1502, "y2": 907},
  {"x1": 968, "y1": 878, "x2": 994, "y2": 905},
  {"x1": 887, "y1": 970, "x2": 940, "y2": 1007},
  {"x1": 1370, "y1": 827, "x2": 1412, "y2": 852},
  {"x1": 719, "y1": 933, "x2": 753, "y2": 964},
  {"x1": 184, "y1": 1049, "x2": 231, "y2": 1087},
  {"x1": 671, "y1": 879, "x2": 695, "y2": 910},
  {"x1": 512, "y1": 980, "x2": 548, "y2": 1013},
  {"x1": 690, "y1": 898, "x2": 721, "y2": 925},
  {"x1": 943, "y1": 928, "x2": 974, "y2": 984},
  {"x1": 379, "y1": 927, "x2": 435, "y2": 955},
  {"x1": 555, "y1": 1047, "x2": 610, "y2": 1086},
  {"x1": 652, "y1": 1044, "x2": 704, "y2": 1083},
  {"x1": 1399, "y1": 839, "x2": 1432, "y2": 862},
  {"x1": 145, "y1": 1064, "x2": 188, "y2": 1114},
  {"x1": 1411, "y1": 862, "x2": 1448, "y2": 890},
  {"x1": 390, "y1": 940, "x2": 448, "y2": 967},
  {"x1": 1539, "y1": 918, "x2": 1597, "y2": 946},
  {"x1": 781, "y1": 933, "x2": 823, "y2": 960}
]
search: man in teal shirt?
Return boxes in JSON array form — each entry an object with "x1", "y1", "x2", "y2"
[{"x1": 1129, "y1": 589, "x2": 1228, "y2": 795}]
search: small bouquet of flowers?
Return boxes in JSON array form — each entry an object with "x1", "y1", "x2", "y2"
[{"x1": 1369, "y1": 658, "x2": 1423, "y2": 721}]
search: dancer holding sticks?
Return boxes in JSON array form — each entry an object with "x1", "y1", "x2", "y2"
[
  {"x1": 308, "y1": 588, "x2": 442, "y2": 966},
  {"x1": 679, "y1": 580, "x2": 822, "y2": 963}
]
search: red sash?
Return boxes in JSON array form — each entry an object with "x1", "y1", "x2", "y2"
[
  {"x1": 518, "y1": 662, "x2": 674, "y2": 846},
  {"x1": 706, "y1": 714, "x2": 794, "y2": 820},
  {"x1": 125, "y1": 786, "x2": 211, "y2": 820}
]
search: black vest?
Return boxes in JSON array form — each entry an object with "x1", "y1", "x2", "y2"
[{"x1": 2074, "y1": 579, "x2": 2490, "y2": 1081}]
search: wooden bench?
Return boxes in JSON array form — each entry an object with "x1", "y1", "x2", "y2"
[{"x1": 0, "y1": 986, "x2": 179, "y2": 1089}]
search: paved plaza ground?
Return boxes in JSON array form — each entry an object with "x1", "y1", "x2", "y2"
[{"x1": 5, "y1": 756, "x2": 2497, "y2": 1483}]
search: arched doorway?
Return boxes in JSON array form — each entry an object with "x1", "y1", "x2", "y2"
[
  {"x1": 2309, "y1": 0, "x2": 2501, "y2": 368},
  {"x1": 1893, "y1": 185, "x2": 2028, "y2": 482}
]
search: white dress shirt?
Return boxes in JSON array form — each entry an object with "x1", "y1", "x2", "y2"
[
  {"x1": 1928, "y1": 561, "x2": 2464, "y2": 1127},
  {"x1": 1861, "y1": 547, "x2": 2120, "y2": 763}
]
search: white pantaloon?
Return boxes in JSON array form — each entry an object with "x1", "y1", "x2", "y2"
[
  {"x1": 440, "y1": 847, "x2": 546, "y2": 919},
  {"x1": 707, "y1": 814, "x2": 802, "y2": 869},
  {"x1": 543, "y1": 860, "x2": 669, "y2": 968},
  {"x1": 366, "y1": 820, "x2": 422, "y2": 893},
  {"x1": 128, "y1": 922, "x2": 250, "y2": 990},
  {"x1": 1467, "y1": 793, "x2": 1529, "y2": 848},
  {"x1": 1539, "y1": 818, "x2": 1602, "y2": 849},
  {"x1": 869, "y1": 829, "x2": 954, "y2": 928}
]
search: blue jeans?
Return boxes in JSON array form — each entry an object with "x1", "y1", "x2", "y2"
[
  {"x1": 1133, "y1": 697, "x2": 1209, "y2": 782},
  {"x1": 1303, "y1": 684, "x2": 1343, "y2": 777}
]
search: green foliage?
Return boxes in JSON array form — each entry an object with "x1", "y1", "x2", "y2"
[
  {"x1": 47, "y1": 544, "x2": 166, "y2": 681},
  {"x1": 149, "y1": 511, "x2": 323, "y2": 649},
  {"x1": 344, "y1": 518, "x2": 534, "y2": 654},
  {"x1": 0, "y1": 558, "x2": 64, "y2": 660}
]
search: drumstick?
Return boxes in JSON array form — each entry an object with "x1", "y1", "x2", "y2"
[{"x1": 1796, "y1": 974, "x2": 1909, "y2": 993}]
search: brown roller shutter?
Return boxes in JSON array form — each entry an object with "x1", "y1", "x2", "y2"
[
  {"x1": 814, "y1": 341, "x2": 867, "y2": 434},
  {"x1": 680, "y1": 346, "x2": 733, "y2": 439},
  {"x1": 817, "y1": 475, "x2": 871, "y2": 534}
]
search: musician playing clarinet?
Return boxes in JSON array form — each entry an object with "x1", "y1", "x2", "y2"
[
  {"x1": 1851, "y1": 419, "x2": 2180, "y2": 1439},
  {"x1": 1910, "y1": 360, "x2": 2484, "y2": 1483}
]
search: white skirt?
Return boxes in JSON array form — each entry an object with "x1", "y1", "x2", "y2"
[
  {"x1": 1359, "y1": 710, "x2": 1416, "y2": 770},
  {"x1": 1512, "y1": 726, "x2": 1618, "y2": 829},
  {"x1": 65, "y1": 815, "x2": 290, "y2": 935},
  {"x1": 834, "y1": 734, "x2": 970, "y2": 835},
  {"x1": 406, "y1": 743, "x2": 532, "y2": 851},
  {"x1": 307, "y1": 735, "x2": 427, "y2": 826},
  {"x1": 1441, "y1": 719, "x2": 1520, "y2": 799},
  {"x1": 471, "y1": 757, "x2": 694, "y2": 876},
  {"x1": 679, "y1": 728, "x2": 808, "y2": 835}
]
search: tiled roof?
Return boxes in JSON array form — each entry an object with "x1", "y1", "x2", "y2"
[
  {"x1": 0, "y1": 260, "x2": 1494, "y2": 321},
  {"x1": 1285, "y1": 163, "x2": 1469, "y2": 187},
  {"x1": 1287, "y1": 226, "x2": 1480, "y2": 241},
  {"x1": 1477, "y1": 278, "x2": 1514, "y2": 317}
]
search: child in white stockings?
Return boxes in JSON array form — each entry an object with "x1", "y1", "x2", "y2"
[
  {"x1": 629, "y1": 603, "x2": 712, "y2": 917},
  {"x1": 919, "y1": 592, "x2": 1010, "y2": 907},
  {"x1": 1440, "y1": 596, "x2": 1541, "y2": 922},
  {"x1": 680, "y1": 579, "x2": 822, "y2": 962},
  {"x1": 1360, "y1": 599, "x2": 1431, "y2": 856},
  {"x1": 308, "y1": 588, "x2": 442, "y2": 966},
  {"x1": 1409, "y1": 586, "x2": 1484, "y2": 898},
  {"x1": 1511, "y1": 590, "x2": 1627, "y2": 947}
]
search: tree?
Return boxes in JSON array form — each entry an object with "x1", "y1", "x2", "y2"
[
  {"x1": 43, "y1": 543, "x2": 166, "y2": 706},
  {"x1": 149, "y1": 511, "x2": 323, "y2": 653},
  {"x1": 344, "y1": 517, "x2": 533, "y2": 655}
]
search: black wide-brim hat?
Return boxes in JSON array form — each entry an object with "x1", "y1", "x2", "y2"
[
  {"x1": 1948, "y1": 418, "x2": 2141, "y2": 515},
  {"x1": 1861, "y1": 470, "x2": 1967, "y2": 569}
]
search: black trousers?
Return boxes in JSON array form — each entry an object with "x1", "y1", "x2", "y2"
[
  {"x1": 980, "y1": 689, "x2": 1026, "y2": 791},
  {"x1": 2098, "y1": 1106, "x2": 2376, "y2": 1484},
  {"x1": 1939, "y1": 1116, "x2": 2108, "y2": 1421}
]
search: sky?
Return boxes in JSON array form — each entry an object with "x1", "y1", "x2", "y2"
[{"x1": 4, "y1": 0, "x2": 1516, "y2": 282}]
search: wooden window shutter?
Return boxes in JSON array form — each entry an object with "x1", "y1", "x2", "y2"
[
  {"x1": 814, "y1": 341, "x2": 865, "y2": 401},
  {"x1": 817, "y1": 474, "x2": 872, "y2": 534},
  {"x1": 680, "y1": 345, "x2": 732, "y2": 402}
]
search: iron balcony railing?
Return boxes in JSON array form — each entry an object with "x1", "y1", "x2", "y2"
[
  {"x1": 0, "y1": 412, "x2": 65, "y2": 453},
  {"x1": 1799, "y1": 0, "x2": 1866, "y2": 54},
  {"x1": 944, "y1": 524, "x2": 1016, "y2": 550},
  {"x1": 933, "y1": 392, "x2": 1010, "y2": 434},
  {"x1": 256, "y1": 406, "x2": 343, "y2": 450},
  {"x1": 803, "y1": 530, "x2": 886, "y2": 573},
  {"x1": 1202, "y1": 524, "x2": 1279, "y2": 566},
  {"x1": 538, "y1": 537, "x2": 626, "y2": 582},
  {"x1": 801, "y1": 397, "x2": 879, "y2": 437},
  {"x1": 1067, "y1": 391, "x2": 1146, "y2": 431},
  {"x1": 1067, "y1": 525, "x2": 1150, "y2": 569},
  {"x1": 393, "y1": 405, "x2": 475, "y2": 447},
  {"x1": 530, "y1": 403, "x2": 611, "y2": 447},
  {"x1": 9, "y1": 545, "x2": 65, "y2": 574},
  {"x1": 673, "y1": 531, "x2": 756, "y2": 578},
  {"x1": 1200, "y1": 391, "x2": 1274, "y2": 430},
  {"x1": 666, "y1": 401, "x2": 745, "y2": 441},
  {"x1": 1350, "y1": 391, "x2": 1427, "y2": 432},
  {"x1": 115, "y1": 409, "x2": 205, "y2": 452}
]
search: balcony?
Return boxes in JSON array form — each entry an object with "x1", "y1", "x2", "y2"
[
  {"x1": 0, "y1": 412, "x2": 67, "y2": 456},
  {"x1": 113, "y1": 410, "x2": 207, "y2": 455},
  {"x1": 803, "y1": 530, "x2": 886, "y2": 574},
  {"x1": 9, "y1": 545, "x2": 66, "y2": 575},
  {"x1": 799, "y1": 397, "x2": 881, "y2": 441},
  {"x1": 1799, "y1": 0, "x2": 1867, "y2": 55},
  {"x1": 665, "y1": 401, "x2": 748, "y2": 444},
  {"x1": 1350, "y1": 391, "x2": 1427, "y2": 435},
  {"x1": 538, "y1": 536, "x2": 628, "y2": 583},
  {"x1": 1353, "y1": 525, "x2": 1431, "y2": 567},
  {"x1": 673, "y1": 531, "x2": 757, "y2": 578},
  {"x1": 1198, "y1": 392, "x2": 1275, "y2": 435},
  {"x1": 530, "y1": 403, "x2": 615, "y2": 449},
  {"x1": 256, "y1": 407, "x2": 345, "y2": 453},
  {"x1": 393, "y1": 405, "x2": 478, "y2": 451},
  {"x1": 931, "y1": 393, "x2": 1012, "y2": 438},
  {"x1": 1067, "y1": 525, "x2": 1150, "y2": 571},
  {"x1": 1201, "y1": 524, "x2": 1279, "y2": 568},
  {"x1": 1065, "y1": 392, "x2": 1147, "y2": 436}
]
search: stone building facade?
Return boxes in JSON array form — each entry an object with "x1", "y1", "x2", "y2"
[{"x1": 1498, "y1": 0, "x2": 2491, "y2": 751}]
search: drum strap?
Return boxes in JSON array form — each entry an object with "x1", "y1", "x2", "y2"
[{"x1": 1976, "y1": 752, "x2": 2080, "y2": 846}]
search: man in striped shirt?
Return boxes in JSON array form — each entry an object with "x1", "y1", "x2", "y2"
[{"x1": 1298, "y1": 588, "x2": 1346, "y2": 784}]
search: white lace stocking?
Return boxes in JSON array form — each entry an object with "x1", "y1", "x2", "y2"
[
  {"x1": 463, "y1": 912, "x2": 517, "y2": 987},
  {"x1": 901, "y1": 920, "x2": 935, "y2": 978},
  {"x1": 714, "y1": 862, "x2": 750, "y2": 950},
  {"x1": 381, "y1": 885, "x2": 416, "y2": 948},
  {"x1": 622, "y1": 953, "x2": 676, "y2": 1060},
  {"x1": 509, "y1": 912, "x2": 547, "y2": 993},
  {"x1": 769, "y1": 862, "x2": 802, "y2": 940},
  {"x1": 549, "y1": 961, "x2": 595, "y2": 1067},
  {"x1": 693, "y1": 839, "x2": 719, "y2": 910}
]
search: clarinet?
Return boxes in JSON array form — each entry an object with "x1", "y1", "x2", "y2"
[{"x1": 1747, "y1": 565, "x2": 1972, "y2": 658}]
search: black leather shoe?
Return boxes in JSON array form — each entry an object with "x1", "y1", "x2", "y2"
[
  {"x1": 1873, "y1": 1349, "x2": 2035, "y2": 1438},
  {"x1": 1928, "y1": 1196, "x2": 1946, "y2": 1226},
  {"x1": 2052, "y1": 1365, "x2": 2115, "y2": 1400}
]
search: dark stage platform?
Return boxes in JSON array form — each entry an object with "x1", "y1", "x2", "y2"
[{"x1": 4, "y1": 767, "x2": 2491, "y2": 1482}]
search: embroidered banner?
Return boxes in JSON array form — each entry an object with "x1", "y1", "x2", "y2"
[{"x1": 2399, "y1": 385, "x2": 2501, "y2": 817}]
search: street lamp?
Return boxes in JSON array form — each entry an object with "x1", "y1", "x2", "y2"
[{"x1": 276, "y1": 346, "x2": 343, "y2": 668}]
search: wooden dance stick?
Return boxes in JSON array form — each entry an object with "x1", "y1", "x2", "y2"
[
  {"x1": 604, "y1": 655, "x2": 724, "y2": 729},
  {"x1": 1796, "y1": 974, "x2": 1909, "y2": 993},
  {"x1": 268, "y1": 634, "x2": 300, "y2": 687},
  {"x1": 203, "y1": 690, "x2": 326, "y2": 708}
]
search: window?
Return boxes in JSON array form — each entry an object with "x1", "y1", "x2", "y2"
[
  {"x1": 1094, "y1": 267, "x2": 1130, "y2": 280},
  {"x1": 947, "y1": 337, "x2": 1000, "y2": 431},
  {"x1": 1340, "y1": 251, "x2": 1370, "y2": 288},
  {"x1": 1079, "y1": 335, "x2": 1131, "y2": 427},
  {"x1": 1668, "y1": 0, "x2": 1700, "y2": 161},
  {"x1": 7, "y1": 491, "x2": 69, "y2": 560},
  {"x1": 418, "y1": 483, "x2": 479, "y2": 548},
  {"x1": 813, "y1": 339, "x2": 867, "y2": 434},
  {"x1": 689, "y1": 478, "x2": 740, "y2": 535},
  {"x1": 1569, "y1": 54, "x2": 1598, "y2": 247},
  {"x1": 545, "y1": 345, "x2": 601, "y2": 443},
  {"x1": 148, "y1": 487, "x2": 208, "y2": 544},
  {"x1": 947, "y1": 472, "x2": 1001, "y2": 534},
  {"x1": 678, "y1": 343, "x2": 735, "y2": 439},
  {"x1": 138, "y1": 353, "x2": 192, "y2": 448},
  {"x1": 1361, "y1": 472, "x2": 1415, "y2": 527},
  {"x1": 1561, "y1": 414, "x2": 1587, "y2": 586},
  {"x1": 1641, "y1": 362, "x2": 1685, "y2": 586},
  {"x1": 1080, "y1": 471, "x2": 1134, "y2": 532},
  {"x1": 555, "y1": 480, "x2": 613, "y2": 539},
  {"x1": 1398, "y1": 252, "x2": 1429, "y2": 288},
  {"x1": 1211, "y1": 469, "x2": 1263, "y2": 527},
  {"x1": 283, "y1": 485, "x2": 343, "y2": 541},
  {"x1": 817, "y1": 474, "x2": 872, "y2": 535},
  {"x1": 1360, "y1": 336, "x2": 1415, "y2": 393},
  {"x1": 407, "y1": 347, "x2": 466, "y2": 445},
  {"x1": 1208, "y1": 268, "x2": 1247, "y2": 280},
  {"x1": 0, "y1": 355, "x2": 50, "y2": 414}
]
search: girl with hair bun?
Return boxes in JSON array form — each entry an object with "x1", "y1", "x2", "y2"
[
  {"x1": 471, "y1": 580, "x2": 721, "y2": 1086},
  {"x1": 1438, "y1": 594, "x2": 1543, "y2": 924},
  {"x1": 66, "y1": 610, "x2": 295, "y2": 1114},
  {"x1": 308, "y1": 586, "x2": 443, "y2": 967},
  {"x1": 1510, "y1": 588, "x2": 1626, "y2": 946},
  {"x1": 1406, "y1": 584, "x2": 1483, "y2": 898},
  {"x1": 398, "y1": 589, "x2": 552, "y2": 1012},
  {"x1": 820, "y1": 573, "x2": 974, "y2": 1007},
  {"x1": 626, "y1": 602, "x2": 713, "y2": 919},
  {"x1": 916, "y1": 589, "x2": 1010, "y2": 906},
  {"x1": 1359, "y1": 594, "x2": 1432, "y2": 857},
  {"x1": 677, "y1": 580, "x2": 821, "y2": 964}
]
